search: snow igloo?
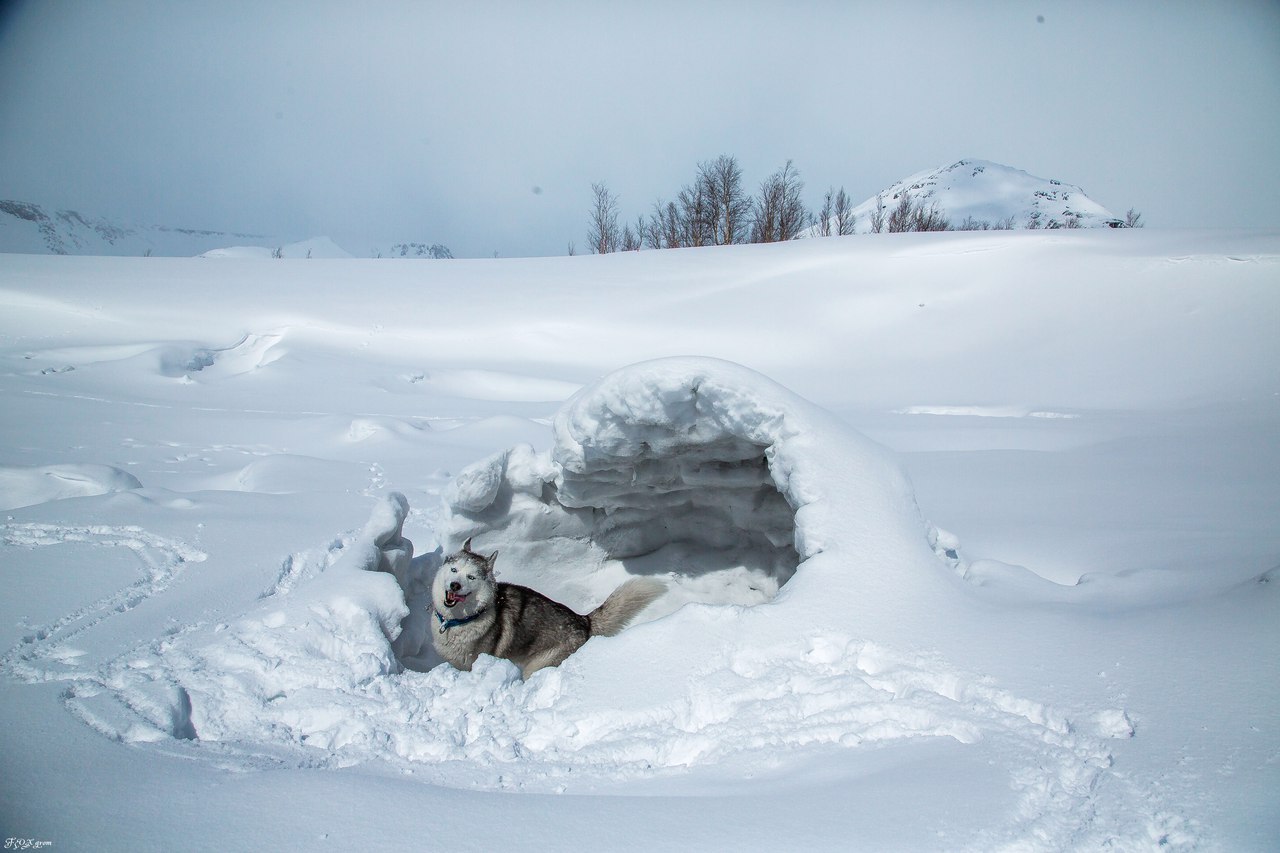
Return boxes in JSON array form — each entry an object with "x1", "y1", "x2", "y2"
[{"x1": 443, "y1": 358, "x2": 813, "y2": 616}]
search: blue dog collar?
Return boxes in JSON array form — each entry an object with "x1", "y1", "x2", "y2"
[{"x1": 434, "y1": 607, "x2": 487, "y2": 634}]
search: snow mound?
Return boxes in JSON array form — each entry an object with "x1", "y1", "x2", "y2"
[
  {"x1": 0, "y1": 463, "x2": 142, "y2": 510},
  {"x1": 198, "y1": 237, "x2": 352, "y2": 259},
  {"x1": 444, "y1": 359, "x2": 820, "y2": 611},
  {"x1": 442, "y1": 358, "x2": 965, "y2": 632},
  {"x1": 158, "y1": 331, "x2": 286, "y2": 380}
]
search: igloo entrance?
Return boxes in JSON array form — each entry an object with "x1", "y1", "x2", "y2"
[{"x1": 442, "y1": 360, "x2": 805, "y2": 613}]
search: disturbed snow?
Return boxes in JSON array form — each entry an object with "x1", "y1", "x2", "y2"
[{"x1": 7, "y1": 358, "x2": 1183, "y2": 848}]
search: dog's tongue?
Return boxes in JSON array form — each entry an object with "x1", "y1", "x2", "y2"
[{"x1": 445, "y1": 591, "x2": 466, "y2": 607}]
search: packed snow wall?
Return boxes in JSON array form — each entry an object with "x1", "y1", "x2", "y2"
[{"x1": 443, "y1": 359, "x2": 819, "y2": 612}]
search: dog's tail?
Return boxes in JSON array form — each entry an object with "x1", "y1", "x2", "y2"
[{"x1": 588, "y1": 577, "x2": 666, "y2": 637}]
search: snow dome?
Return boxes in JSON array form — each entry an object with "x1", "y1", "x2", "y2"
[{"x1": 441, "y1": 357, "x2": 817, "y2": 614}]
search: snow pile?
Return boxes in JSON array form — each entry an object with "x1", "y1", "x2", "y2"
[{"x1": 62, "y1": 495, "x2": 413, "y2": 745}]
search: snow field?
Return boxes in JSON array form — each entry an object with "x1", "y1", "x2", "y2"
[
  {"x1": 2, "y1": 358, "x2": 1171, "y2": 849},
  {"x1": 1, "y1": 230, "x2": 1277, "y2": 849}
]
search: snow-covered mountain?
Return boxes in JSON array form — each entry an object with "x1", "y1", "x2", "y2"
[
  {"x1": 0, "y1": 199, "x2": 276, "y2": 257},
  {"x1": 811, "y1": 159, "x2": 1126, "y2": 234},
  {"x1": 0, "y1": 199, "x2": 453, "y2": 259}
]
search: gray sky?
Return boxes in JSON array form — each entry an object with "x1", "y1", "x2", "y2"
[{"x1": 1, "y1": 1, "x2": 1277, "y2": 258}]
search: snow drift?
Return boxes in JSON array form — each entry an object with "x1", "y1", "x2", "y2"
[{"x1": 0, "y1": 463, "x2": 142, "y2": 510}]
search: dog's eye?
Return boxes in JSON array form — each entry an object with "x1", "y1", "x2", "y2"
[
  {"x1": 467, "y1": 574, "x2": 475, "y2": 580},
  {"x1": 450, "y1": 566, "x2": 457, "y2": 573}
]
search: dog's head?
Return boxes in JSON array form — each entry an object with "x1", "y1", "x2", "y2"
[{"x1": 433, "y1": 536, "x2": 498, "y2": 613}]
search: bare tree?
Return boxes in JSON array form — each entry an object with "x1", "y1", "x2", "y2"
[
  {"x1": 620, "y1": 223, "x2": 641, "y2": 251},
  {"x1": 815, "y1": 186, "x2": 856, "y2": 236},
  {"x1": 751, "y1": 160, "x2": 809, "y2": 243},
  {"x1": 587, "y1": 182, "x2": 621, "y2": 254},
  {"x1": 911, "y1": 200, "x2": 950, "y2": 232},
  {"x1": 885, "y1": 190, "x2": 950, "y2": 233},
  {"x1": 698, "y1": 155, "x2": 752, "y2": 245},
  {"x1": 887, "y1": 191, "x2": 914, "y2": 233},
  {"x1": 642, "y1": 203, "x2": 664, "y2": 249},
  {"x1": 649, "y1": 199, "x2": 684, "y2": 249},
  {"x1": 622, "y1": 214, "x2": 646, "y2": 251},
  {"x1": 1124, "y1": 208, "x2": 1144, "y2": 228},
  {"x1": 869, "y1": 194, "x2": 887, "y2": 234},
  {"x1": 833, "y1": 186, "x2": 856, "y2": 235},
  {"x1": 677, "y1": 179, "x2": 714, "y2": 247},
  {"x1": 817, "y1": 189, "x2": 835, "y2": 237}
]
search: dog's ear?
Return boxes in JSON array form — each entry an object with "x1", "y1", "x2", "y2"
[
  {"x1": 461, "y1": 536, "x2": 474, "y2": 554},
  {"x1": 484, "y1": 550, "x2": 499, "y2": 576}
]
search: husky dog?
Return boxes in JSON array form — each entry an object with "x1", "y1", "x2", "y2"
[{"x1": 430, "y1": 538, "x2": 665, "y2": 678}]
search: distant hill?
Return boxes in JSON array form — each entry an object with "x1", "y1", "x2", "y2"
[
  {"x1": 808, "y1": 159, "x2": 1127, "y2": 235},
  {"x1": 0, "y1": 199, "x2": 452, "y2": 258},
  {"x1": 372, "y1": 242, "x2": 454, "y2": 259},
  {"x1": 198, "y1": 237, "x2": 354, "y2": 259},
  {"x1": 0, "y1": 199, "x2": 275, "y2": 257}
]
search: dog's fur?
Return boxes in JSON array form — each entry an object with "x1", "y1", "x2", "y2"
[{"x1": 430, "y1": 538, "x2": 665, "y2": 678}]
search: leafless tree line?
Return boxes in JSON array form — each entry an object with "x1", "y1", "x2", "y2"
[
  {"x1": 586, "y1": 158, "x2": 1143, "y2": 253},
  {"x1": 588, "y1": 155, "x2": 830, "y2": 253}
]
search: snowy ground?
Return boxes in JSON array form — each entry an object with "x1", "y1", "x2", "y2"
[{"x1": 1, "y1": 230, "x2": 1278, "y2": 851}]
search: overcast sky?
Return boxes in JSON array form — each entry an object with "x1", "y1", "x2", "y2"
[{"x1": 1, "y1": 1, "x2": 1277, "y2": 258}]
